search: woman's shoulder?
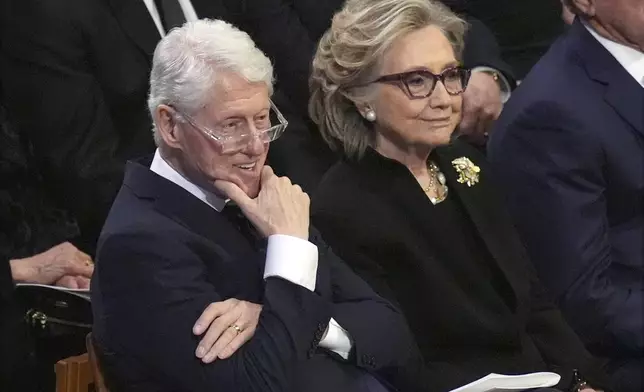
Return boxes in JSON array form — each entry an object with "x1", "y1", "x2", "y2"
[
  {"x1": 312, "y1": 159, "x2": 382, "y2": 218},
  {"x1": 438, "y1": 139, "x2": 488, "y2": 166}
]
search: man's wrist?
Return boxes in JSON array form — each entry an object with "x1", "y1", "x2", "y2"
[{"x1": 471, "y1": 66, "x2": 512, "y2": 103}]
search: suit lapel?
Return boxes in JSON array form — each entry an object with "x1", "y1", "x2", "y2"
[
  {"x1": 603, "y1": 76, "x2": 644, "y2": 138},
  {"x1": 435, "y1": 146, "x2": 519, "y2": 310},
  {"x1": 124, "y1": 160, "x2": 255, "y2": 254},
  {"x1": 571, "y1": 20, "x2": 644, "y2": 139},
  {"x1": 107, "y1": 0, "x2": 161, "y2": 59}
]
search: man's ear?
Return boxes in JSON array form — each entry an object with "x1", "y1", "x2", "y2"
[{"x1": 155, "y1": 104, "x2": 183, "y2": 150}]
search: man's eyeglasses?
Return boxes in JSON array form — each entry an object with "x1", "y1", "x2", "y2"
[
  {"x1": 371, "y1": 66, "x2": 471, "y2": 99},
  {"x1": 173, "y1": 99, "x2": 288, "y2": 154}
]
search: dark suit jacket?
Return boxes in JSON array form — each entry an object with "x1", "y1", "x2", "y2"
[
  {"x1": 444, "y1": 0, "x2": 566, "y2": 78},
  {"x1": 233, "y1": 0, "x2": 516, "y2": 193},
  {"x1": 488, "y1": 21, "x2": 644, "y2": 359},
  {"x1": 312, "y1": 141, "x2": 610, "y2": 392},
  {"x1": 91, "y1": 158, "x2": 425, "y2": 392}
]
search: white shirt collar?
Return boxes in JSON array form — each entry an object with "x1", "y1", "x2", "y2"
[
  {"x1": 584, "y1": 22, "x2": 644, "y2": 87},
  {"x1": 141, "y1": 0, "x2": 199, "y2": 38},
  {"x1": 150, "y1": 149, "x2": 227, "y2": 212}
]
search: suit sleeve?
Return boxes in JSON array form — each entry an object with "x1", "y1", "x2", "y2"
[
  {"x1": 95, "y1": 232, "x2": 333, "y2": 392},
  {"x1": 488, "y1": 101, "x2": 644, "y2": 354},
  {"x1": 309, "y1": 218, "x2": 466, "y2": 392},
  {"x1": 311, "y1": 229, "x2": 415, "y2": 367},
  {"x1": 0, "y1": 1, "x2": 145, "y2": 252}
]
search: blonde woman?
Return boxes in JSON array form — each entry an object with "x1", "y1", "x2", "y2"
[{"x1": 310, "y1": 1, "x2": 609, "y2": 391}]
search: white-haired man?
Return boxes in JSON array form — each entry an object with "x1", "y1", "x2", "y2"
[{"x1": 90, "y1": 19, "x2": 424, "y2": 392}]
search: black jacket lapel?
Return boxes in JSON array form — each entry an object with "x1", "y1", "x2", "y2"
[
  {"x1": 123, "y1": 159, "x2": 252, "y2": 252},
  {"x1": 570, "y1": 20, "x2": 644, "y2": 139},
  {"x1": 435, "y1": 145, "x2": 519, "y2": 310}
]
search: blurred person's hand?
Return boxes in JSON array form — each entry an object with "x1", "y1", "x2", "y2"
[
  {"x1": 193, "y1": 298, "x2": 262, "y2": 363},
  {"x1": 459, "y1": 71, "x2": 504, "y2": 145},
  {"x1": 562, "y1": 0, "x2": 576, "y2": 25},
  {"x1": 55, "y1": 275, "x2": 91, "y2": 289},
  {"x1": 9, "y1": 242, "x2": 94, "y2": 286},
  {"x1": 216, "y1": 166, "x2": 310, "y2": 240}
]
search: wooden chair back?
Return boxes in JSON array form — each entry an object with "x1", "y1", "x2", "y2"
[
  {"x1": 86, "y1": 333, "x2": 110, "y2": 392},
  {"x1": 54, "y1": 353, "x2": 92, "y2": 392}
]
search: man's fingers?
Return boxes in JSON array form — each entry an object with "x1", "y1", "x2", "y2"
[
  {"x1": 204, "y1": 324, "x2": 245, "y2": 363},
  {"x1": 459, "y1": 108, "x2": 479, "y2": 135},
  {"x1": 218, "y1": 326, "x2": 256, "y2": 359},
  {"x1": 67, "y1": 258, "x2": 94, "y2": 278},
  {"x1": 56, "y1": 276, "x2": 79, "y2": 289},
  {"x1": 260, "y1": 165, "x2": 275, "y2": 183},
  {"x1": 214, "y1": 180, "x2": 253, "y2": 210},
  {"x1": 75, "y1": 276, "x2": 91, "y2": 289},
  {"x1": 193, "y1": 300, "x2": 235, "y2": 335},
  {"x1": 195, "y1": 311, "x2": 239, "y2": 360},
  {"x1": 202, "y1": 325, "x2": 240, "y2": 363}
]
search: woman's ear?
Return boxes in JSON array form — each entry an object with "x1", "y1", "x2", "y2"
[{"x1": 155, "y1": 105, "x2": 183, "y2": 150}]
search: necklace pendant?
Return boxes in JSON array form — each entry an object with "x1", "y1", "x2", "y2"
[{"x1": 437, "y1": 172, "x2": 446, "y2": 185}]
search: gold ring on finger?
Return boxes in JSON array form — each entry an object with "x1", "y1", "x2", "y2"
[{"x1": 230, "y1": 324, "x2": 242, "y2": 334}]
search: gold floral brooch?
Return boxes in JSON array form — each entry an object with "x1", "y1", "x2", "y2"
[{"x1": 451, "y1": 157, "x2": 481, "y2": 187}]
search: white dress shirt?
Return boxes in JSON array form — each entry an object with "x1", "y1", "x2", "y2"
[
  {"x1": 149, "y1": 150, "x2": 353, "y2": 358},
  {"x1": 141, "y1": 0, "x2": 198, "y2": 37},
  {"x1": 586, "y1": 23, "x2": 644, "y2": 88}
]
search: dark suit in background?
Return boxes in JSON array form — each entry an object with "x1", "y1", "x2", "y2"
[
  {"x1": 445, "y1": 0, "x2": 566, "y2": 78},
  {"x1": 488, "y1": 20, "x2": 644, "y2": 391},
  {"x1": 0, "y1": 0, "x2": 160, "y2": 255},
  {"x1": 0, "y1": 0, "x2": 247, "y2": 255},
  {"x1": 0, "y1": 103, "x2": 82, "y2": 391},
  {"x1": 91, "y1": 158, "x2": 424, "y2": 392},
  {"x1": 312, "y1": 141, "x2": 610, "y2": 392}
]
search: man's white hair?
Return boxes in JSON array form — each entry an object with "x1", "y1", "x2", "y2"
[{"x1": 148, "y1": 19, "x2": 274, "y2": 145}]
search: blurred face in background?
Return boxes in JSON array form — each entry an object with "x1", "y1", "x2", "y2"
[
  {"x1": 366, "y1": 25, "x2": 467, "y2": 153},
  {"x1": 575, "y1": 0, "x2": 644, "y2": 50}
]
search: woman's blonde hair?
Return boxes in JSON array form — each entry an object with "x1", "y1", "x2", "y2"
[{"x1": 309, "y1": 0, "x2": 467, "y2": 158}]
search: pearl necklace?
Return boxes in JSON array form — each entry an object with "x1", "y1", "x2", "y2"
[{"x1": 423, "y1": 161, "x2": 448, "y2": 205}]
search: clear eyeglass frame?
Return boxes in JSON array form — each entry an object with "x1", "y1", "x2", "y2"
[{"x1": 173, "y1": 99, "x2": 289, "y2": 153}]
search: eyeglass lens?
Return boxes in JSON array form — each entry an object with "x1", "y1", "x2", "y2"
[{"x1": 402, "y1": 68, "x2": 467, "y2": 97}]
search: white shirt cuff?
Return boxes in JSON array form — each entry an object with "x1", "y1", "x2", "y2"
[
  {"x1": 472, "y1": 66, "x2": 512, "y2": 103},
  {"x1": 263, "y1": 235, "x2": 318, "y2": 291},
  {"x1": 319, "y1": 317, "x2": 353, "y2": 360}
]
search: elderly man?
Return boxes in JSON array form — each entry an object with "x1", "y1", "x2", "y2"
[
  {"x1": 488, "y1": 1, "x2": 644, "y2": 391},
  {"x1": 90, "y1": 19, "x2": 423, "y2": 392}
]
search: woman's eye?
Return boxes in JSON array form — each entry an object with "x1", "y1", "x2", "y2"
[
  {"x1": 406, "y1": 75, "x2": 426, "y2": 86},
  {"x1": 444, "y1": 69, "x2": 462, "y2": 81}
]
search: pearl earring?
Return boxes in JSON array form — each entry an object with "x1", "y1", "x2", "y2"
[{"x1": 365, "y1": 109, "x2": 376, "y2": 122}]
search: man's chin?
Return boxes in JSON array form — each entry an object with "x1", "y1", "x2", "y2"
[{"x1": 240, "y1": 181, "x2": 261, "y2": 199}]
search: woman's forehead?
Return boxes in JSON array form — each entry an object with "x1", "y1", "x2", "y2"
[{"x1": 381, "y1": 25, "x2": 457, "y2": 74}]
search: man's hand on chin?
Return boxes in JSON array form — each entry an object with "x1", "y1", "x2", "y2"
[{"x1": 215, "y1": 166, "x2": 310, "y2": 240}]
